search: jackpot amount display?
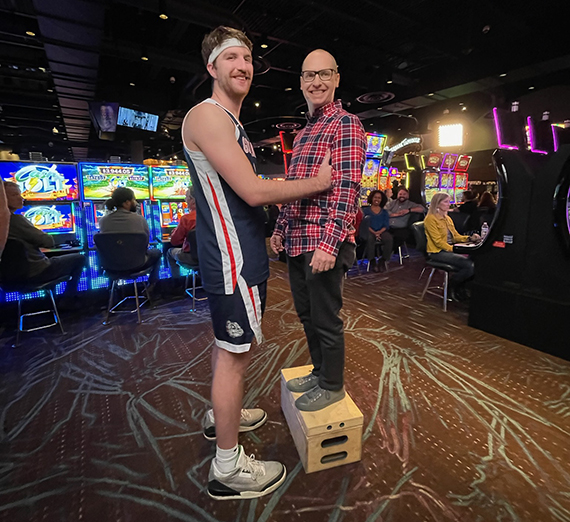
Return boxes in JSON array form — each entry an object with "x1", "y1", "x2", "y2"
[
  {"x1": 81, "y1": 164, "x2": 150, "y2": 200},
  {"x1": 151, "y1": 167, "x2": 191, "y2": 200}
]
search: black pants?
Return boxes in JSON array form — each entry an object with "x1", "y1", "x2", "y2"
[
  {"x1": 141, "y1": 248, "x2": 162, "y2": 284},
  {"x1": 286, "y1": 242, "x2": 355, "y2": 391},
  {"x1": 365, "y1": 230, "x2": 393, "y2": 261},
  {"x1": 28, "y1": 253, "x2": 86, "y2": 297}
]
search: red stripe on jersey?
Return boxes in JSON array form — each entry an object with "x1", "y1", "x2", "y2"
[
  {"x1": 207, "y1": 176, "x2": 238, "y2": 290},
  {"x1": 248, "y1": 286, "x2": 258, "y2": 321}
]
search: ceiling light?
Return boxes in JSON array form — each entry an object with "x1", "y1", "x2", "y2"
[
  {"x1": 459, "y1": 102, "x2": 464, "y2": 106},
  {"x1": 272, "y1": 144, "x2": 278, "y2": 150},
  {"x1": 438, "y1": 123, "x2": 463, "y2": 148},
  {"x1": 500, "y1": 73, "x2": 507, "y2": 77},
  {"x1": 529, "y1": 86, "x2": 535, "y2": 90},
  {"x1": 284, "y1": 87, "x2": 292, "y2": 91},
  {"x1": 141, "y1": 55, "x2": 149, "y2": 61},
  {"x1": 261, "y1": 44, "x2": 268, "y2": 49},
  {"x1": 47, "y1": 88, "x2": 53, "y2": 93},
  {"x1": 130, "y1": 82, "x2": 135, "y2": 86},
  {"x1": 462, "y1": 106, "x2": 468, "y2": 111},
  {"x1": 254, "y1": 102, "x2": 260, "y2": 107},
  {"x1": 26, "y1": 31, "x2": 35, "y2": 36},
  {"x1": 52, "y1": 127, "x2": 59, "y2": 134},
  {"x1": 386, "y1": 80, "x2": 393, "y2": 84},
  {"x1": 300, "y1": 111, "x2": 305, "y2": 115},
  {"x1": 428, "y1": 93, "x2": 434, "y2": 96},
  {"x1": 159, "y1": 13, "x2": 168, "y2": 19},
  {"x1": 159, "y1": 0, "x2": 168, "y2": 19}
]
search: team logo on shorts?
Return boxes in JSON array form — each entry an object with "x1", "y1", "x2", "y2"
[{"x1": 226, "y1": 320, "x2": 244, "y2": 338}]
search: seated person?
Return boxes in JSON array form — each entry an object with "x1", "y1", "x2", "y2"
[
  {"x1": 478, "y1": 191, "x2": 496, "y2": 212},
  {"x1": 3, "y1": 181, "x2": 86, "y2": 302},
  {"x1": 362, "y1": 190, "x2": 393, "y2": 272},
  {"x1": 0, "y1": 181, "x2": 9, "y2": 260},
  {"x1": 167, "y1": 189, "x2": 197, "y2": 279},
  {"x1": 98, "y1": 187, "x2": 161, "y2": 292},
  {"x1": 385, "y1": 187, "x2": 425, "y2": 246},
  {"x1": 424, "y1": 192, "x2": 480, "y2": 301},
  {"x1": 451, "y1": 190, "x2": 479, "y2": 232}
]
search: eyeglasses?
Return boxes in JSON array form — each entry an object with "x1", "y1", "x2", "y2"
[{"x1": 300, "y1": 68, "x2": 337, "y2": 82}]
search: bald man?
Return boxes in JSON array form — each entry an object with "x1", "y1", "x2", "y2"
[{"x1": 271, "y1": 50, "x2": 366, "y2": 411}]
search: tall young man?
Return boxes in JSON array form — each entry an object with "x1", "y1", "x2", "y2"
[
  {"x1": 271, "y1": 50, "x2": 366, "y2": 411},
  {"x1": 182, "y1": 27, "x2": 331, "y2": 500}
]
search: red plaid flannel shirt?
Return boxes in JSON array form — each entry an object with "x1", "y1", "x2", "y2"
[{"x1": 274, "y1": 100, "x2": 365, "y2": 257}]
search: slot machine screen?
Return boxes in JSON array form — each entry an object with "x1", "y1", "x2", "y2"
[
  {"x1": 80, "y1": 163, "x2": 150, "y2": 200},
  {"x1": 365, "y1": 133, "x2": 387, "y2": 157},
  {"x1": 160, "y1": 201, "x2": 189, "y2": 227},
  {"x1": 93, "y1": 202, "x2": 107, "y2": 229},
  {"x1": 16, "y1": 203, "x2": 75, "y2": 234},
  {"x1": 0, "y1": 161, "x2": 79, "y2": 201},
  {"x1": 150, "y1": 166, "x2": 192, "y2": 200}
]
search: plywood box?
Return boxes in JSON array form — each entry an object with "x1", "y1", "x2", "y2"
[{"x1": 280, "y1": 365, "x2": 363, "y2": 474}]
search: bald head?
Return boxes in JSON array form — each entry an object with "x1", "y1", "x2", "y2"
[
  {"x1": 302, "y1": 49, "x2": 337, "y2": 71},
  {"x1": 300, "y1": 49, "x2": 340, "y2": 115}
]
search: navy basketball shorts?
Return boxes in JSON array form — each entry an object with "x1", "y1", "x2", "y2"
[{"x1": 207, "y1": 276, "x2": 267, "y2": 353}]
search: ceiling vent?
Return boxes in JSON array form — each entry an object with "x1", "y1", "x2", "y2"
[{"x1": 356, "y1": 91, "x2": 395, "y2": 104}]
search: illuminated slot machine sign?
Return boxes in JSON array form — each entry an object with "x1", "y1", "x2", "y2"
[
  {"x1": 15, "y1": 203, "x2": 75, "y2": 234},
  {"x1": 424, "y1": 171, "x2": 440, "y2": 205},
  {"x1": 80, "y1": 163, "x2": 150, "y2": 200},
  {"x1": 361, "y1": 158, "x2": 380, "y2": 205},
  {"x1": 453, "y1": 155, "x2": 471, "y2": 202},
  {"x1": 150, "y1": 165, "x2": 192, "y2": 200},
  {"x1": 0, "y1": 161, "x2": 79, "y2": 201},
  {"x1": 440, "y1": 154, "x2": 459, "y2": 202},
  {"x1": 378, "y1": 166, "x2": 390, "y2": 190}
]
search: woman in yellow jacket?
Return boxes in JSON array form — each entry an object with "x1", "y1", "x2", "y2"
[{"x1": 424, "y1": 192, "x2": 480, "y2": 300}]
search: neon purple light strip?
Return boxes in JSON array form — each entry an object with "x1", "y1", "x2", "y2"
[
  {"x1": 493, "y1": 107, "x2": 519, "y2": 150},
  {"x1": 527, "y1": 116, "x2": 548, "y2": 154},
  {"x1": 552, "y1": 124, "x2": 560, "y2": 152}
]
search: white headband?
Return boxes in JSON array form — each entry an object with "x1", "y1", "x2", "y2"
[{"x1": 208, "y1": 38, "x2": 249, "y2": 65}]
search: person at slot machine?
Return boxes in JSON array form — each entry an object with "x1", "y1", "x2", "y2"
[
  {"x1": 98, "y1": 187, "x2": 162, "y2": 296},
  {"x1": 424, "y1": 192, "x2": 480, "y2": 301},
  {"x1": 166, "y1": 189, "x2": 197, "y2": 283},
  {"x1": 0, "y1": 181, "x2": 9, "y2": 259},
  {"x1": 362, "y1": 190, "x2": 393, "y2": 272},
  {"x1": 385, "y1": 187, "x2": 425, "y2": 246},
  {"x1": 2, "y1": 181, "x2": 87, "y2": 306}
]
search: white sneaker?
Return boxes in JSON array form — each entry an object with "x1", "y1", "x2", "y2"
[
  {"x1": 208, "y1": 445, "x2": 286, "y2": 500},
  {"x1": 203, "y1": 408, "x2": 268, "y2": 441}
]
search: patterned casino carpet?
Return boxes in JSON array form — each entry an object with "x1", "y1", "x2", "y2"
[{"x1": 0, "y1": 253, "x2": 569, "y2": 522}]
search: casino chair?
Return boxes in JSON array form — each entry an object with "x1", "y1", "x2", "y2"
[
  {"x1": 0, "y1": 238, "x2": 68, "y2": 347},
  {"x1": 448, "y1": 211, "x2": 471, "y2": 235},
  {"x1": 412, "y1": 222, "x2": 459, "y2": 312},
  {"x1": 94, "y1": 233, "x2": 154, "y2": 325},
  {"x1": 175, "y1": 229, "x2": 207, "y2": 311}
]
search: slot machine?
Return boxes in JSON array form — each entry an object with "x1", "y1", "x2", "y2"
[
  {"x1": 361, "y1": 133, "x2": 387, "y2": 205},
  {"x1": 440, "y1": 153, "x2": 458, "y2": 202},
  {"x1": 453, "y1": 154, "x2": 471, "y2": 202},
  {"x1": 0, "y1": 161, "x2": 87, "y2": 302},
  {"x1": 79, "y1": 163, "x2": 153, "y2": 289},
  {"x1": 149, "y1": 165, "x2": 192, "y2": 243},
  {"x1": 421, "y1": 153, "x2": 443, "y2": 206}
]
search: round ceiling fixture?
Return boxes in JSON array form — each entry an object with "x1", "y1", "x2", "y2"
[
  {"x1": 356, "y1": 91, "x2": 395, "y2": 104},
  {"x1": 275, "y1": 121, "x2": 302, "y2": 130},
  {"x1": 253, "y1": 56, "x2": 270, "y2": 75}
]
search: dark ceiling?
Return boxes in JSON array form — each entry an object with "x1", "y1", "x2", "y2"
[{"x1": 1, "y1": 0, "x2": 569, "y2": 166}]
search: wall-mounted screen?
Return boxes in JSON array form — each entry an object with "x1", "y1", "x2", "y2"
[
  {"x1": 80, "y1": 163, "x2": 150, "y2": 200},
  {"x1": 150, "y1": 166, "x2": 192, "y2": 200},
  {"x1": 0, "y1": 161, "x2": 79, "y2": 201},
  {"x1": 15, "y1": 203, "x2": 75, "y2": 233},
  {"x1": 117, "y1": 107, "x2": 159, "y2": 132}
]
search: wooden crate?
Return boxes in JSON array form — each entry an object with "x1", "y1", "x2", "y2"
[{"x1": 280, "y1": 365, "x2": 363, "y2": 474}]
